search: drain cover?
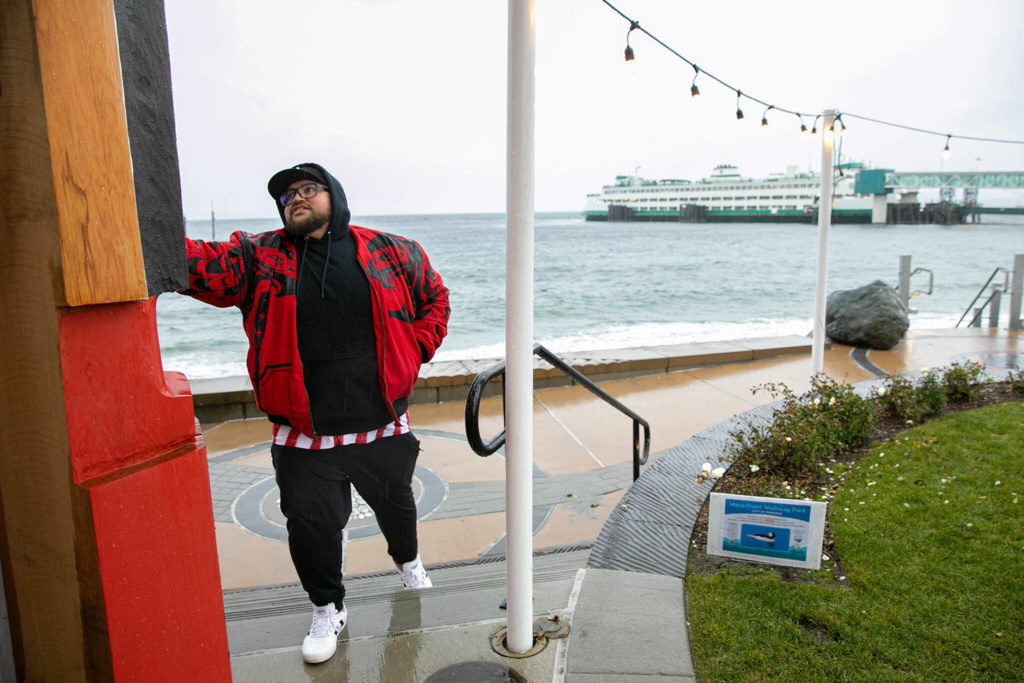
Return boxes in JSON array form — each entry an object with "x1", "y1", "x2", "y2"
[
  {"x1": 424, "y1": 661, "x2": 526, "y2": 682},
  {"x1": 533, "y1": 615, "x2": 570, "y2": 639}
]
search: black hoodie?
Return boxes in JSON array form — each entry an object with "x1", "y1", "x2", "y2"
[{"x1": 273, "y1": 164, "x2": 406, "y2": 434}]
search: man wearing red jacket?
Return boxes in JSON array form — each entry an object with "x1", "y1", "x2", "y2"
[{"x1": 182, "y1": 163, "x2": 450, "y2": 664}]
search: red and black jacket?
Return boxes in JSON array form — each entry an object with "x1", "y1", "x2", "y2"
[{"x1": 182, "y1": 225, "x2": 449, "y2": 436}]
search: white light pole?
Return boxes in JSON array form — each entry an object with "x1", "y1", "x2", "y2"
[
  {"x1": 812, "y1": 110, "x2": 836, "y2": 375},
  {"x1": 504, "y1": 0, "x2": 535, "y2": 654}
]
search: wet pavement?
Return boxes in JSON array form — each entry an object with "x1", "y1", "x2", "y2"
[{"x1": 195, "y1": 328, "x2": 1020, "y2": 681}]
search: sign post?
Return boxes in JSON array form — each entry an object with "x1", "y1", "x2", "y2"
[{"x1": 812, "y1": 110, "x2": 837, "y2": 375}]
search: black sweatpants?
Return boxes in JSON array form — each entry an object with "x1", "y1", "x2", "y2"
[{"x1": 271, "y1": 432, "x2": 421, "y2": 608}]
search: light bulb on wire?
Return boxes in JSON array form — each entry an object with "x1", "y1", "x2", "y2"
[
  {"x1": 735, "y1": 90, "x2": 744, "y2": 120},
  {"x1": 761, "y1": 105, "x2": 773, "y2": 128},
  {"x1": 618, "y1": 20, "x2": 634, "y2": 61},
  {"x1": 797, "y1": 113, "x2": 808, "y2": 133},
  {"x1": 690, "y1": 65, "x2": 700, "y2": 97},
  {"x1": 942, "y1": 135, "x2": 952, "y2": 159}
]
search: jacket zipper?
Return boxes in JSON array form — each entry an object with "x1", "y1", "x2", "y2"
[{"x1": 294, "y1": 237, "x2": 321, "y2": 436}]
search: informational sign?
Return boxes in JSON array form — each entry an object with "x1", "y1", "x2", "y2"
[{"x1": 706, "y1": 493, "x2": 827, "y2": 570}]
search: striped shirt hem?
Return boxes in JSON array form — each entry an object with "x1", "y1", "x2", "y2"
[{"x1": 272, "y1": 412, "x2": 410, "y2": 449}]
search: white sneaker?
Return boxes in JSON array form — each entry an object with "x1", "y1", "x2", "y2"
[
  {"x1": 397, "y1": 555, "x2": 432, "y2": 589},
  {"x1": 301, "y1": 602, "x2": 347, "y2": 664}
]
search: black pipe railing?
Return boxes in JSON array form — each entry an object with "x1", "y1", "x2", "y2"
[{"x1": 464, "y1": 344, "x2": 651, "y2": 481}]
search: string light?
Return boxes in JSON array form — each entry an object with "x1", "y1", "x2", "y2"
[
  {"x1": 624, "y1": 20, "x2": 638, "y2": 61},
  {"x1": 943, "y1": 135, "x2": 952, "y2": 159},
  {"x1": 598, "y1": 0, "x2": 1024, "y2": 148},
  {"x1": 797, "y1": 113, "x2": 808, "y2": 133},
  {"x1": 761, "y1": 105, "x2": 773, "y2": 128}
]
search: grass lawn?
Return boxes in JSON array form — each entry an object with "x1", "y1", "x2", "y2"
[{"x1": 686, "y1": 402, "x2": 1024, "y2": 682}]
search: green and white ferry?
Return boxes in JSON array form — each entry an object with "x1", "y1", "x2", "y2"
[{"x1": 584, "y1": 163, "x2": 879, "y2": 223}]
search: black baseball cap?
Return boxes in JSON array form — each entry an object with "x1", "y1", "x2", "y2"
[{"x1": 267, "y1": 164, "x2": 329, "y2": 203}]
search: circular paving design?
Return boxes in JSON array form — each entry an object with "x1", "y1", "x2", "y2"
[
  {"x1": 956, "y1": 350, "x2": 1023, "y2": 370},
  {"x1": 231, "y1": 456, "x2": 447, "y2": 543}
]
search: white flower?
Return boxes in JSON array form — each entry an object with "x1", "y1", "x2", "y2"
[
  {"x1": 701, "y1": 462, "x2": 712, "y2": 475},
  {"x1": 921, "y1": 366, "x2": 930, "y2": 375},
  {"x1": 711, "y1": 467, "x2": 726, "y2": 480},
  {"x1": 822, "y1": 553, "x2": 830, "y2": 561},
  {"x1": 813, "y1": 397, "x2": 821, "y2": 406},
  {"x1": 995, "y1": 480, "x2": 1001, "y2": 486},
  {"x1": 903, "y1": 503, "x2": 910, "y2": 508},
  {"x1": 877, "y1": 386, "x2": 887, "y2": 397},
  {"x1": 749, "y1": 464, "x2": 760, "y2": 473},
  {"x1": 966, "y1": 522, "x2": 973, "y2": 528},
  {"x1": 829, "y1": 396, "x2": 836, "y2": 406},
  {"x1": 785, "y1": 436, "x2": 792, "y2": 442}
]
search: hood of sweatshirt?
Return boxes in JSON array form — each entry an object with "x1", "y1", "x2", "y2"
[{"x1": 267, "y1": 162, "x2": 351, "y2": 237}]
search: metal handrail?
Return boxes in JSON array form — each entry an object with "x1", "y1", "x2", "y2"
[
  {"x1": 956, "y1": 267, "x2": 1009, "y2": 327},
  {"x1": 908, "y1": 267, "x2": 933, "y2": 299},
  {"x1": 464, "y1": 343, "x2": 652, "y2": 481},
  {"x1": 965, "y1": 288, "x2": 1003, "y2": 328}
]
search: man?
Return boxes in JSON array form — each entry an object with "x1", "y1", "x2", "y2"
[{"x1": 181, "y1": 163, "x2": 450, "y2": 664}]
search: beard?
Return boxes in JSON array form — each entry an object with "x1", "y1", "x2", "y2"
[{"x1": 284, "y1": 204, "x2": 330, "y2": 238}]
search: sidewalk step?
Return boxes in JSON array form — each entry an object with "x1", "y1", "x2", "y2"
[{"x1": 224, "y1": 548, "x2": 590, "y2": 656}]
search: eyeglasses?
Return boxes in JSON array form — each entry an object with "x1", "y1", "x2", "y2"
[{"x1": 280, "y1": 183, "x2": 327, "y2": 207}]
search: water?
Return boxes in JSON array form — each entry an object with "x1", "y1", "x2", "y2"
[{"x1": 156, "y1": 213, "x2": 1024, "y2": 378}]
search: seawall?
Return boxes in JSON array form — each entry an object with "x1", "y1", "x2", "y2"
[{"x1": 187, "y1": 335, "x2": 815, "y2": 425}]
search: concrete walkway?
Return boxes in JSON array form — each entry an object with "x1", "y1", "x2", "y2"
[{"x1": 196, "y1": 328, "x2": 1020, "y2": 681}]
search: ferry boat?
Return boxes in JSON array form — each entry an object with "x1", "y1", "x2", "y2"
[{"x1": 584, "y1": 163, "x2": 881, "y2": 223}]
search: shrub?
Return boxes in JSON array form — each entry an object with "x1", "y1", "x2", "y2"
[
  {"x1": 874, "y1": 371, "x2": 946, "y2": 423},
  {"x1": 941, "y1": 360, "x2": 985, "y2": 402},
  {"x1": 729, "y1": 376, "x2": 875, "y2": 477},
  {"x1": 811, "y1": 374, "x2": 876, "y2": 446},
  {"x1": 1010, "y1": 369, "x2": 1024, "y2": 394}
]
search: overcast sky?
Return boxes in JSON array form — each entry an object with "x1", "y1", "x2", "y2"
[{"x1": 163, "y1": 0, "x2": 1024, "y2": 219}]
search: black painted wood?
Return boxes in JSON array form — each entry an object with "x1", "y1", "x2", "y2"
[{"x1": 114, "y1": 0, "x2": 188, "y2": 296}]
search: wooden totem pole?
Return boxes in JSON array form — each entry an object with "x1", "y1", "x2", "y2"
[{"x1": 0, "y1": 0, "x2": 231, "y2": 679}]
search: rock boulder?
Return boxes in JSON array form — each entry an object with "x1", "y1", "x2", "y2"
[{"x1": 826, "y1": 280, "x2": 909, "y2": 350}]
